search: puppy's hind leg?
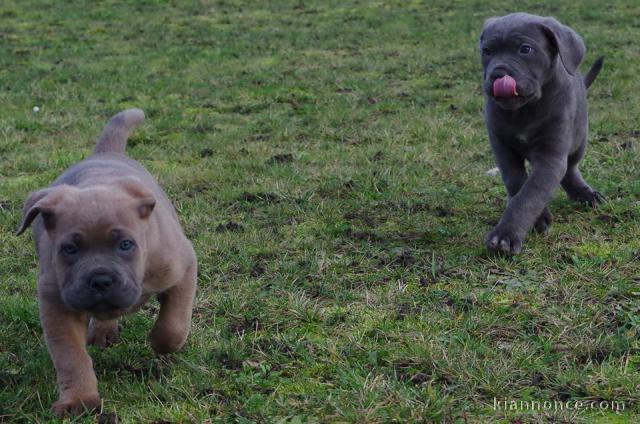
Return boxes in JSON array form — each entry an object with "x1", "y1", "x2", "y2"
[
  {"x1": 149, "y1": 260, "x2": 197, "y2": 354},
  {"x1": 561, "y1": 147, "x2": 605, "y2": 206}
]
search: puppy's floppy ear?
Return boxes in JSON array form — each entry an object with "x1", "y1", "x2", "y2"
[
  {"x1": 115, "y1": 177, "x2": 156, "y2": 220},
  {"x1": 540, "y1": 17, "x2": 585, "y2": 75},
  {"x1": 16, "y1": 186, "x2": 71, "y2": 235}
]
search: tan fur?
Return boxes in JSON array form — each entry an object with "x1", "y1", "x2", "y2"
[{"x1": 18, "y1": 109, "x2": 197, "y2": 416}]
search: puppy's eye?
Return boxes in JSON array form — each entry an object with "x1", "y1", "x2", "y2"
[
  {"x1": 519, "y1": 44, "x2": 532, "y2": 54},
  {"x1": 118, "y1": 240, "x2": 135, "y2": 252},
  {"x1": 61, "y1": 243, "x2": 79, "y2": 255},
  {"x1": 482, "y1": 47, "x2": 492, "y2": 56}
]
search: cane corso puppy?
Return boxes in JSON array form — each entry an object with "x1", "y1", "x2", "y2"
[
  {"x1": 17, "y1": 109, "x2": 197, "y2": 416},
  {"x1": 480, "y1": 12, "x2": 604, "y2": 254}
]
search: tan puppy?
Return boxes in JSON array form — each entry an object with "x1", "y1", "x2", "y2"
[{"x1": 17, "y1": 109, "x2": 197, "y2": 416}]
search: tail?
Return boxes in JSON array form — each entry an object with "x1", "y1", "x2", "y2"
[
  {"x1": 93, "y1": 108, "x2": 145, "y2": 155},
  {"x1": 584, "y1": 56, "x2": 604, "y2": 89}
]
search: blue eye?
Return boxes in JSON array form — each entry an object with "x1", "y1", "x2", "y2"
[
  {"x1": 519, "y1": 44, "x2": 532, "y2": 54},
  {"x1": 118, "y1": 240, "x2": 135, "y2": 251},
  {"x1": 61, "y1": 244, "x2": 78, "y2": 255}
]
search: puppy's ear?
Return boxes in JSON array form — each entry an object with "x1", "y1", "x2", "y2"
[
  {"x1": 116, "y1": 178, "x2": 156, "y2": 220},
  {"x1": 17, "y1": 186, "x2": 70, "y2": 235},
  {"x1": 540, "y1": 17, "x2": 585, "y2": 75},
  {"x1": 480, "y1": 17, "x2": 498, "y2": 44}
]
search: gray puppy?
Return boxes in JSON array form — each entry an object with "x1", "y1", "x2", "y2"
[{"x1": 480, "y1": 12, "x2": 604, "y2": 254}]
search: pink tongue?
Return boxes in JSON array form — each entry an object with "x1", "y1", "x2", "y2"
[{"x1": 493, "y1": 75, "x2": 517, "y2": 98}]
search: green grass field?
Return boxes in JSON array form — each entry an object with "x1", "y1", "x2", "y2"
[{"x1": 1, "y1": 0, "x2": 639, "y2": 422}]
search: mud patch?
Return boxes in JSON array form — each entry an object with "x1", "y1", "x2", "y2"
[
  {"x1": 225, "y1": 316, "x2": 261, "y2": 335},
  {"x1": 251, "y1": 262, "x2": 266, "y2": 277},
  {"x1": 343, "y1": 210, "x2": 381, "y2": 227},
  {"x1": 434, "y1": 206, "x2": 454, "y2": 217},
  {"x1": 200, "y1": 148, "x2": 214, "y2": 158},
  {"x1": 215, "y1": 221, "x2": 244, "y2": 232},
  {"x1": 97, "y1": 412, "x2": 119, "y2": 424},
  {"x1": 267, "y1": 153, "x2": 294, "y2": 164},
  {"x1": 380, "y1": 249, "x2": 416, "y2": 268},
  {"x1": 343, "y1": 227, "x2": 383, "y2": 242}
]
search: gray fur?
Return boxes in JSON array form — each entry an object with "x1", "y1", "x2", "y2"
[{"x1": 480, "y1": 13, "x2": 604, "y2": 254}]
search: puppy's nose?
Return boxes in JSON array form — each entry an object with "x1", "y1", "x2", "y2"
[
  {"x1": 489, "y1": 67, "x2": 510, "y2": 80},
  {"x1": 88, "y1": 273, "x2": 115, "y2": 292}
]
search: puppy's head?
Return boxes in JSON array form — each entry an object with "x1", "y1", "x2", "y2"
[
  {"x1": 479, "y1": 13, "x2": 586, "y2": 110},
  {"x1": 17, "y1": 178, "x2": 155, "y2": 316}
]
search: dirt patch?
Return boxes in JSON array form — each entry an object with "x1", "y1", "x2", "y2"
[
  {"x1": 124, "y1": 360, "x2": 170, "y2": 380},
  {"x1": 380, "y1": 249, "x2": 416, "y2": 268},
  {"x1": 251, "y1": 262, "x2": 266, "y2": 277},
  {"x1": 419, "y1": 276, "x2": 436, "y2": 286},
  {"x1": 596, "y1": 214, "x2": 619, "y2": 224},
  {"x1": 434, "y1": 206, "x2": 455, "y2": 217},
  {"x1": 408, "y1": 372, "x2": 430, "y2": 385},
  {"x1": 371, "y1": 151, "x2": 385, "y2": 161},
  {"x1": 343, "y1": 227, "x2": 383, "y2": 242},
  {"x1": 97, "y1": 412, "x2": 119, "y2": 424},
  {"x1": 266, "y1": 153, "x2": 294, "y2": 164},
  {"x1": 200, "y1": 148, "x2": 214, "y2": 157},
  {"x1": 226, "y1": 316, "x2": 261, "y2": 335},
  {"x1": 336, "y1": 87, "x2": 354, "y2": 93},
  {"x1": 343, "y1": 210, "x2": 380, "y2": 227},
  {"x1": 247, "y1": 133, "x2": 272, "y2": 142},
  {"x1": 238, "y1": 192, "x2": 281, "y2": 204},
  {"x1": 215, "y1": 221, "x2": 244, "y2": 232},
  {"x1": 531, "y1": 372, "x2": 545, "y2": 387}
]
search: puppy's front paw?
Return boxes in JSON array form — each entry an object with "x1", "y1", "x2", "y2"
[
  {"x1": 485, "y1": 226, "x2": 524, "y2": 255},
  {"x1": 52, "y1": 394, "x2": 100, "y2": 417},
  {"x1": 150, "y1": 325, "x2": 189, "y2": 354},
  {"x1": 534, "y1": 208, "x2": 553, "y2": 233},
  {"x1": 87, "y1": 319, "x2": 120, "y2": 348}
]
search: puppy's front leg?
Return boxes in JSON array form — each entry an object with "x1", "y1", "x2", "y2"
[
  {"x1": 39, "y1": 294, "x2": 100, "y2": 416},
  {"x1": 490, "y1": 135, "x2": 553, "y2": 234},
  {"x1": 487, "y1": 149, "x2": 567, "y2": 254},
  {"x1": 149, "y1": 261, "x2": 197, "y2": 354}
]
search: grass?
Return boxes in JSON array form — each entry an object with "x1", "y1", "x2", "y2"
[{"x1": 1, "y1": 0, "x2": 639, "y2": 422}]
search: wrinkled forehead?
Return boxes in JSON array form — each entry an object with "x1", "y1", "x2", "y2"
[
  {"x1": 53, "y1": 188, "x2": 140, "y2": 236},
  {"x1": 482, "y1": 15, "x2": 547, "y2": 44},
  {"x1": 60, "y1": 224, "x2": 132, "y2": 248}
]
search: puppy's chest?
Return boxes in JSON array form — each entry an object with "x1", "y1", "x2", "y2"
[
  {"x1": 497, "y1": 126, "x2": 536, "y2": 148},
  {"x1": 508, "y1": 132, "x2": 539, "y2": 157},
  {"x1": 495, "y1": 120, "x2": 544, "y2": 152}
]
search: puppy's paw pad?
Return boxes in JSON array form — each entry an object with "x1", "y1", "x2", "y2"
[
  {"x1": 52, "y1": 396, "x2": 100, "y2": 417},
  {"x1": 485, "y1": 229, "x2": 523, "y2": 255}
]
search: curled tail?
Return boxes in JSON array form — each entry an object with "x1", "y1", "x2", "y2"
[
  {"x1": 93, "y1": 108, "x2": 145, "y2": 155},
  {"x1": 584, "y1": 56, "x2": 604, "y2": 89}
]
